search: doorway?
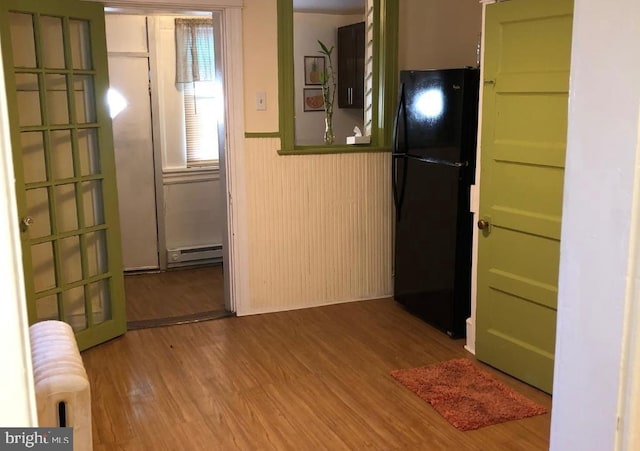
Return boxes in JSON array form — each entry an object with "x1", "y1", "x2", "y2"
[{"x1": 105, "y1": 10, "x2": 232, "y2": 328}]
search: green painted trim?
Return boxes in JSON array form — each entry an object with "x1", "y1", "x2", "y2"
[
  {"x1": 91, "y1": 3, "x2": 127, "y2": 342},
  {"x1": 277, "y1": 145, "x2": 390, "y2": 156},
  {"x1": 277, "y1": 0, "x2": 295, "y2": 151},
  {"x1": 277, "y1": 0, "x2": 398, "y2": 154},
  {"x1": 244, "y1": 132, "x2": 281, "y2": 138},
  {"x1": 380, "y1": 0, "x2": 399, "y2": 147}
]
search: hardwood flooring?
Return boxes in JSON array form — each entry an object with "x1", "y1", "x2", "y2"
[
  {"x1": 125, "y1": 265, "x2": 227, "y2": 326},
  {"x1": 83, "y1": 298, "x2": 551, "y2": 450}
]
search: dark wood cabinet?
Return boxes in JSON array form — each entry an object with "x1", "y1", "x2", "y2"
[{"x1": 337, "y1": 21, "x2": 365, "y2": 109}]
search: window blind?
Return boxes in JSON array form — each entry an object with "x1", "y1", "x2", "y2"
[
  {"x1": 364, "y1": 1, "x2": 374, "y2": 136},
  {"x1": 183, "y1": 81, "x2": 219, "y2": 166},
  {"x1": 175, "y1": 18, "x2": 219, "y2": 166}
]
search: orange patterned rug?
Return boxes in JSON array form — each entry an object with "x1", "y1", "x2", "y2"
[{"x1": 391, "y1": 358, "x2": 547, "y2": 431}]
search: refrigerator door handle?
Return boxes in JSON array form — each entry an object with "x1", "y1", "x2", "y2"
[
  {"x1": 392, "y1": 83, "x2": 408, "y2": 219},
  {"x1": 406, "y1": 154, "x2": 469, "y2": 168}
]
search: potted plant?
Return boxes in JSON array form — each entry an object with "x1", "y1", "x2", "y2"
[{"x1": 318, "y1": 40, "x2": 336, "y2": 145}]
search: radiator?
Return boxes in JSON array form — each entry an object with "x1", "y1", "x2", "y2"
[
  {"x1": 167, "y1": 244, "x2": 223, "y2": 264},
  {"x1": 30, "y1": 321, "x2": 92, "y2": 451}
]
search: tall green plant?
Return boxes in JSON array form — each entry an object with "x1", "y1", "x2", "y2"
[{"x1": 318, "y1": 40, "x2": 336, "y2": 144}]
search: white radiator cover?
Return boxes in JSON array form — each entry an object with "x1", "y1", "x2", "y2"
[{"x1": 30, "y1": 320, "x2": 92, "y2": 451}]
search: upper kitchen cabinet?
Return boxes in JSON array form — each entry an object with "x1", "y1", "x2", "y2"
[{"x1": 338, "y1": 21, "x2": 365, "y2": 109}]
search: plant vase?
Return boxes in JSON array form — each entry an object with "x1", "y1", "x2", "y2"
[{"x1": 324, "y1": 114, "x2": 335, "y2": 145}]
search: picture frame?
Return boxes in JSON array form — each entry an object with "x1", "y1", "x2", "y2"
[
  {"x1": 303, "y1": 88, "x2": 325, "y2": 112},
  {"x1": 304, "y1": 56, "x2": 325, "y2": 86}
]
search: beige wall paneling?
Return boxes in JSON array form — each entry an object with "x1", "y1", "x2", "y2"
[
  {"x1": 242, "y1": 137, "x2": 392, "y2": 313},
  {"x1": 398, "y1": 0, "x2": 482, "y2": 70}
]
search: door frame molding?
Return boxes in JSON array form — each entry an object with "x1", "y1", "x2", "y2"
[
  {"x1": 618, "y1": 132, "x2": 640, "y2": 449},
  {"x1": 102, "y1": 1, "x2": 247, "y2": 314}
]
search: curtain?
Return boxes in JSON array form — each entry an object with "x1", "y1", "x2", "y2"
[{"x1": 175, "y1": 18, "x2": 215, "y2": 83}]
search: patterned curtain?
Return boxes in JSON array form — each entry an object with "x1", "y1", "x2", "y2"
[{"x1": 175, "y1": 18, "x2": 214, "y2": 83}]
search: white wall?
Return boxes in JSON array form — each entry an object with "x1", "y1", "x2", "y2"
[
  {"x1": 0, "y1": 31, "x2": 37, "y2": 425},
  {"x1": 163, "y1": 170, "x2": 225, "y2": 250},
  {"x1": 550, "y1": 0, "x2": 640, "y2": 449},
  {"x1": 293, "y1": 12, "x2": 364, "y2": 145}
]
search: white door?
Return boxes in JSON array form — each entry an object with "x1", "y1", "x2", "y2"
[{"x1": 106, "y1": 15, "x2": 159, "y2": 270}]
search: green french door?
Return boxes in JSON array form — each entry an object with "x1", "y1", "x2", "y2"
[
  {"x1": 0, "y1": 0, "x2": 126, "y2": 350},
  {"x1": 476, "y1": 0, "x2": 573, "y2": 393}
]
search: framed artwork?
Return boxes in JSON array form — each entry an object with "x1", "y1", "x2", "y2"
[
  {"x1": 304, "y1": 56, "x2": 325, "y2": 85},
  {"x1": 303, "y1": 88, "x2": 324, "y2": 112}
]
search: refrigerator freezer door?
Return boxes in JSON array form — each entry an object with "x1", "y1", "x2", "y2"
[{"x1": 400, "y1": 70, "x2": 467, "y2": 158}]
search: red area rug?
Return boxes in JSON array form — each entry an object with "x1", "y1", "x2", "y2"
[{"x1": 391, "y1": 358, "x2": 547, "y2": 431}]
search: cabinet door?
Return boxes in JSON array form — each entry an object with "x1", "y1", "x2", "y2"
[
  {"x1": 337, "y1": 22, "x2": 364, "y2": 109},
  {"x1": 352, "y1": 21, "x2": 364, "y2": 107}
]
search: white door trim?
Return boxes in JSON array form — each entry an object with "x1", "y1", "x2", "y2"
[
  {"x1": 103, "y1": 1, "x2": 247, "y2": 314},
  {"x1": 616, "y1": 105, "x2": 640, "y2": 451},
  {"x1": 219, "y1": 7, "x2": 248, "y2": 314}
]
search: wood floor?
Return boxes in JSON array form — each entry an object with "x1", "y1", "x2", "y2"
[
  {"x1": 124, "y1": 265, "x2": 226, "y2": 324},
  {"x1": 83, "y1": 298, "x2": 551, "y2": 450}
]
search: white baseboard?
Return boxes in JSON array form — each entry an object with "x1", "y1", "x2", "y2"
[{"x1": 464, "y1": 317, "x2": 476, "y2": 355}]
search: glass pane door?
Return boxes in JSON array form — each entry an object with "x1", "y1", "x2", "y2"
[{"x1": 0, "y1": 0, "x2": 126, "y2": 350}]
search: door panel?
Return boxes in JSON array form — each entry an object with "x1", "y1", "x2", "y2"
[
  {"x1": 0, "y1": 0, "x2": 126, "y2": 350},
  {"x1": 108, "y1": 54, "x2": 159, "y2": 271},
  {"x1": 476, "y1": 0, "x2": 573, "y2": 393}
]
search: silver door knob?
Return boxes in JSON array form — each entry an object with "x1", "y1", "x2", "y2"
[
  {"x1": 477, "y1": 219, "x2": 490, "y2": 230},
  {"x1": 22, "y1": 216, "x2": 34, "y2": 228}
]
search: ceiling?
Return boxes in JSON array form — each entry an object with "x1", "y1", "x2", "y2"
[{"x1": 293, "y1": 0, "x2": 365, "y2": 14}]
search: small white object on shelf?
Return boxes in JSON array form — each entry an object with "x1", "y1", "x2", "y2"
[{"x1": 347, "y1": 126, "x2": 371, "y2": 144}]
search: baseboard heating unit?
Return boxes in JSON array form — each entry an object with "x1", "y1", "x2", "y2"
[{"x1": 167, "y1": 244, "x2": 223, "y2": 266}]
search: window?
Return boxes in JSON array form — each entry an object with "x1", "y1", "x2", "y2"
[
  {"x1": 183, "y1": 81, "x2": 219, "y2": 166},
  {"x1": 175, "y1": 18, "x2": 220, "y2": 167},
  {"x1": 277, "y1": 0, "x2": 399, "y2": 154}
]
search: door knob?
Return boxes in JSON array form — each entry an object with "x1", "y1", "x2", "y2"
[
  {"x1": 477, "y1": 219, "x2": 490, "y2": 230},
  {"x1": 21, "y1": 216, "x2": 34, "y2": 232}
]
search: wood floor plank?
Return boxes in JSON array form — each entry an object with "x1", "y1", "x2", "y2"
[{"x1": 83, "y1": 298, "x2": 551, "y2": 450}]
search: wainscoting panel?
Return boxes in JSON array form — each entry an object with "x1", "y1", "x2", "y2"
[{"x1": 243, "y1": 138, "x2": 393, "y2": 313}]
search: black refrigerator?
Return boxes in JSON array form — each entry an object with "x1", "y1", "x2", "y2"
[{"x1": 392, "y1": 68, "x2": 480, "y2": 338}]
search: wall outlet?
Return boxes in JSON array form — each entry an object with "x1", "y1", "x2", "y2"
[{"x1": 256, "y1": 91, "x2": 266, "y2": 111}]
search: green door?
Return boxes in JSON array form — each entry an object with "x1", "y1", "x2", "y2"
[
  {"x1": 476, "y1": 0, "x2": 573, "y2": 393},
  {"x1": 0, "y1": 0, "x2": 126, "y2": 350}
]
